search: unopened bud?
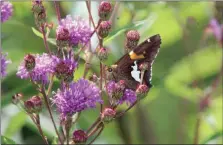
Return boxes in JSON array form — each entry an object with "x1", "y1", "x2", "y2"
[
  {"x1": 73, "y1": 130, "x2": 87, "y2": 144},
  {"x1": 98, "y1": 1, "x2": 112, "y2": 20},
  {"x1": 139, "y1": 63, "x2": 149, "y2": 71},
  {"x1": 24, "y1": 54, "x2": 36, "y2": 71},
  {"x1": 98, "y1": 21, "x2": 111, "y2": 38},
  {"x1": 24, "y1": 96, "x2": 42, "y2": 114},
  {"x1": 55, "y1": 61, "x2": 74, "y2": 83},
  {"x1": 199, "y1": 96, "x2": 211, "y2": 112},
  {"x1": 56, "y1": 28, "x2": 70, "y2": 48},
  {"x1": 32, "y1": 0, "x2": 44, "y2": 14},
  {"x1": 89, "y1": 74, "x2": 99, "y2": 83},
  {"x1": 136, "y1": 84, "x2": 149, "y2": 99},
  {"x1": 125, "y1": 30, "x2": 140, "y2": 51},
  {"x1": 101, "y1": 107, "x2": 116, "y2": 123},
  {"x1": 97, "y1": 47, "x2": 108, "y2": 62}
]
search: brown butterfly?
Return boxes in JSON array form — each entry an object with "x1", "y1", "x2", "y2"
[{"x1": 105, "y1": 34, "x2": 161, "y2": 90}]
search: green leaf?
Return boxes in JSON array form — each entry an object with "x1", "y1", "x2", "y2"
[
  {"x1": 164, "y1": 46, "x2": 222, "y2": 102},
  {"x1": 202, "y1": 131, "x2": 223, "y2": 144},
  {"x1": 31, "y1": 27, "x2": 56, "y2": 45},
  {"x1": 52, "y1": 136, "x2": 58, "y2": 144},
  {"x1": 104, "y1": 20, "x2": 145, "y2": 45},
  {"x1": 4, "y1": 111, "x2": 27, "y2": 138},
  {"x1": 1, "y1": 136, "x2": 16, "y2": 144}
]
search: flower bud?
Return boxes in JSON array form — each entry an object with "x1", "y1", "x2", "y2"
[
  {"x1": 101, "y1": 107, "x2": 116, "y2": 123},
  {"x1": 32, "y1": 0, "x2": 44, "y2": 14},
  {"x1": 125, "y1": 30, "x2": 140, "y2": 51},
  {"x1": 73, "y1": 130, "x2": 87, "y2": 144},
  {"x1": 97, "y1": 47, "x2": 108, "y2": 62},
  {"x1": 139, "y1": 62, "x2": 149, "y2": 71},
  {"x1": 136, "y1": 84, "x2": 149, "y2": 99},
  {"x1": 98, "y1": 1, "x2": 112, "y2": 20},
  {"x1": 55, "y1": 61, "x2": 74, "y2": 82},
  {"x1": 24, "y1": 54, "x2": 36, "y2": 71},
  {"x1": 24, "y1": 96, "x2": 42, "y2": 114},
  {"x1": 199, "y1": 96, "x2": 211, "y2": 112},
  {"x1": 56, "y1": 28, "x2": 70, "y2": 48},
  {"x1": 98, "y1": 21, "x2": 111, "y2": 38},
  {"x1": 89, "y1": 73, "x2": 99, "y2": 83}
]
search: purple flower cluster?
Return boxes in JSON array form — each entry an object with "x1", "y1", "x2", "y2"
[
  {"x1": 52, "y1": 79, "x2": 103, "y2": 117},
  {"x1": 1, "y1": 1, "x2": 13, "y2": 23},
  {"x1": 208, "y1": 18, "x2": 222, "y2": 42},
  {"x1": 106, "y1": 81, "x2": 137, "y2": 106},
  {"x1": 17, "y1": 53, "x2": 59, "y2": 84},
  {"x1": 1, "y1": 52, "x2": 11, "y2": 78},
  {"x1": 57, "y1": 15, "x2": 92, "y2": 47}
]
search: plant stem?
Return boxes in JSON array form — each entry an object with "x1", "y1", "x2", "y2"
[
  {"x1": 54, "y1": 1, "x2": 61, "y2": 22},
  {"x1": 86, "y1": 117, "x2": 101, "y2": 134},
  {"x1": 41, "y1": 25, "x2": 51, "y2": 55},
  {"x1": 100, "y1": 62, "x2": 103, "y2": 113},
  {"x1": 47, "y1": 74, "x2": 55, "y2": 96},
  {"x1": 87, "y1": 124, "x2": 104, "y2": 145},
  {"x1": 193, "y1": 114, "x2": 201, "y2": 144},
  {"x1": 115, "y1": 100, "x2": 138, "y2": 118},
  {"x1": 41, "y1": 85, "x2": 63, "y2": 144}
]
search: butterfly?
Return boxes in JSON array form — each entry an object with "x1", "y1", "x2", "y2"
[{"x1": 105, "y1": 34, "x2": 161, "y2": 91}]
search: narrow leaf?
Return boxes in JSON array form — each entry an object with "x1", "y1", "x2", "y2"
[{"x1": 1, "y1": 136, "x2": 16, "y2": 144}]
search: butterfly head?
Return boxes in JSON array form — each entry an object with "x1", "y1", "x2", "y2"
[{"x1": 104, "y1": 64, "x2": 118, "y2": 80}]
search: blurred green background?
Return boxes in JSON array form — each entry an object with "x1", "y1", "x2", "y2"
[{"x1": 1, "y1": 1, "x2": 222, "y2": 144}]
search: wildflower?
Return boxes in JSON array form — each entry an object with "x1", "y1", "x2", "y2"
[
  {"x1": 98, "y1": 21, "x2": 111, "y2": 38},
  {"x1": 72, "y1": 130, "x2": 87, "y2": 144},
  {"x1": 1, "y1": 1, "x2": 13, "y2": 23},
  {"x1": 125, "y1": 30, "x2": 140, "y2": 51},
  {"x1": 17, "y1": 53, "x2": 59, "y2": 84},
  {"x1": 101, "y1": 107, "x2": 116, "y2": 123},
  {"x1": 52, "y1": 79, "x2": 103, "y2": 117},
  {"x1": 55, "y1": 58, "x2": 78, "y2": 83},
  {"x1": 1, "y1": 52, "x2": 11, "y2": 78},
  {"x1": 208, "y1": 18, "x2": 222, "y2": 42},
  {"x1": 24, "y1": 96, "x2": 42, "y2": 114},
  {"x1": 57, "y1": 15, "x2": 92, "y2": 47},
  {"x1": 98, "y1": 1, "x2": 112, "y2": 20},
  {"x1": 106, "y1": 80, "x2": 137, "y2": 106}
]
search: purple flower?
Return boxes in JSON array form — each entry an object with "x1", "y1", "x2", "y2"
[
  {"x1": 57, "y1": 15, "x2": 92, "y2": 46},
  {"x1": 1, "y1": 1, "x2": 13, "y2": 23},
  {"x1": 106, "y1": 81, "x2": 137, "y2": 106},
  {"x1": 208, "y1": 18, "x2": 222, "y2": 41},
  {"x1": 119, "y1": 89, "x2": 137, "y2": 105},
  {"x1": 17, "y1": 53, "x2": 59, "y2": 84},
  {"x1": 1, "y1": 52, "x2": 11, "y2": 78},
  {"x1": 52, "y1": 79, "x2": 103, "y2": 117}
]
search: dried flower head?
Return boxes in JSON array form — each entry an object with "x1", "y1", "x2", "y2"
[
  {"x1": 24, "y1": 96, "x2": 42, "y2": 114},
  {"x1": 24, "y1": 54, "x2": 36, "y2": 71},
  {"x1": 52, "y1": 79, "x2": 103, "y2": 117},
  {"x1": 1, "y1": 1, "x2": 13, "y2": 23},
  {"x1": 73, "y1": 130, "x2": 87, "y2": 144},
  {"x1": 57, "y1": 15, "x2": 92, "y2": 47},
  {"x1": 98, "y1": 1, "x2": 112, "y2": 20},
  {"x1": 56, "y1": 28, "x2": 70, "y2": 48},
  {"x1": 139, "y1": 62, "x2": 149, "y2": 71}
]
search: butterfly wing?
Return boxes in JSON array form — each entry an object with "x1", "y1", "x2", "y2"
[{"x1": 135, "y1": 34, "x2": 161, "y2": 87}]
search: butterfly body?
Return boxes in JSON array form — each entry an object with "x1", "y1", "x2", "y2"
[{"x1": 106, "y1": 34, "x2": 161, "y2": 91}]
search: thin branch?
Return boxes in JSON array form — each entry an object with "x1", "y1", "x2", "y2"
[
  {"x1": 86, "y1": 117, "x2": 101, "y2": 134},
  {"x1": 87, "y1": 124, "x2": 104, "y2": 145},
  {"x1": 41, "y1": 85, "x2": 63, "y2": 144},
  {"x1": 115, "y1": 100, "x2": 138, "y2": 118},
  {"x1": 47, "y1": 74, "x2": 55, "y2": 96},
  {"x1": 193, "y1": 114, "x2": 201, "y2": 145},
  {"x1": 41, "y1": 25, "x2": 51, "y2": 55},
  {"x1": 54, "y1": 1, "x2": 61, "y2": 22}
]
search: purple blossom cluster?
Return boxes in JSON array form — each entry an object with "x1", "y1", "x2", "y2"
[
  {"x1": 57, "y1": 15, "x2": 92, "y2": 47},
  {"x1": 0, "y1": 1, "x2": 13, "y2": 23},
  {"x1": 52, "y1": 79, "x2": 103, "y2": 117},
  {"x1": 106, "y1": 81, "x2": 137, "y2": 106},
  {"x1": 208, "y1": 18, "x2": 222, "y2": 42},
  {"x1": 17, "y1": 53, "x2": 59, "y2": 84},
  {"x1": 1, "y1": 52, "x2": 11, "y2": 78}
]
